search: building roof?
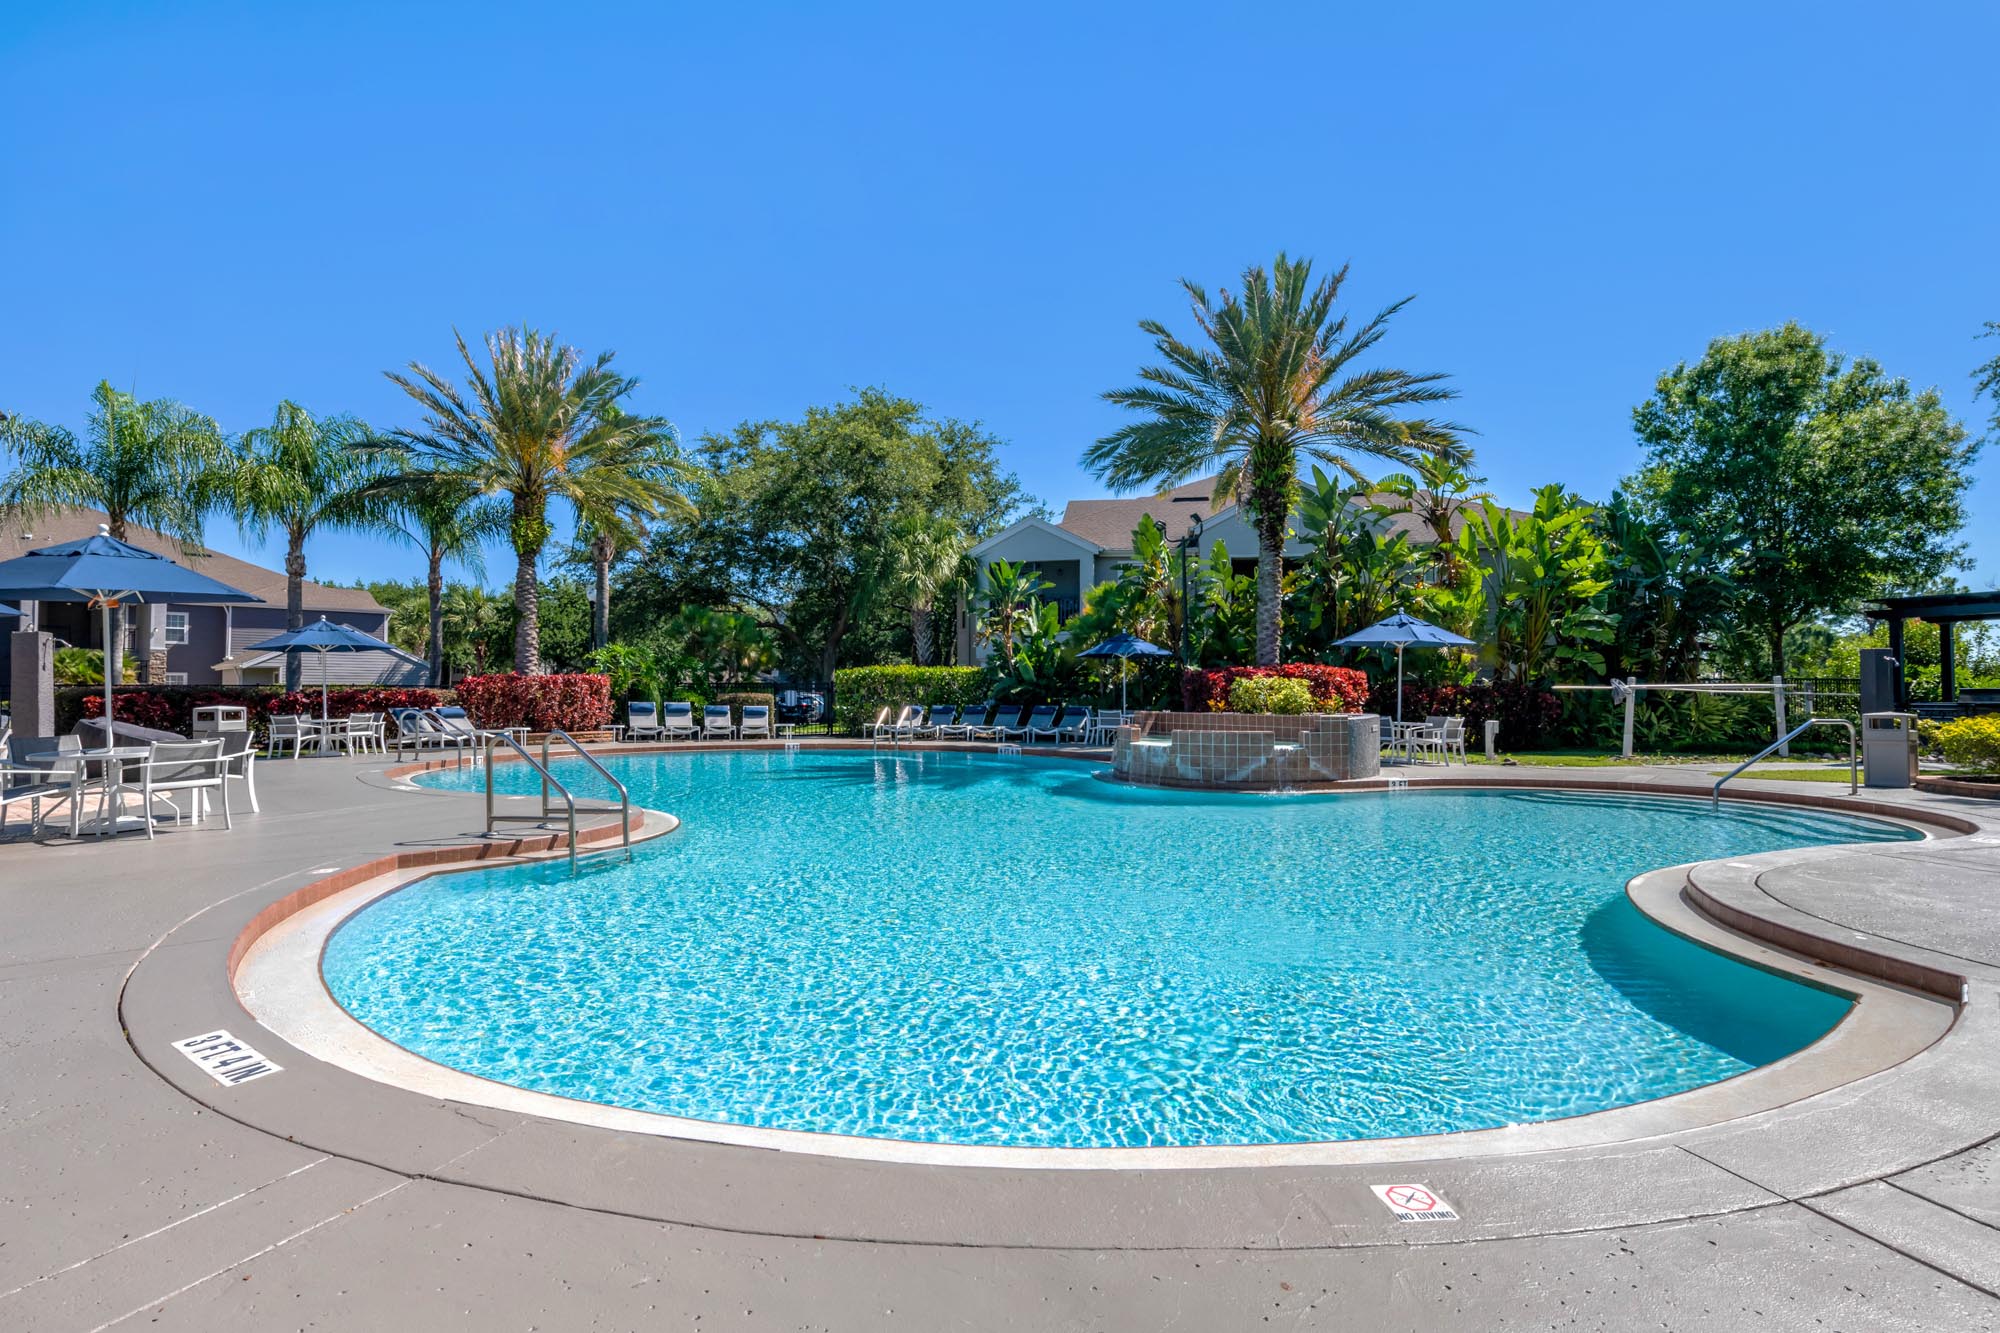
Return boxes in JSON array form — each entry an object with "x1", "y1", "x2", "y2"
[
  {"x1": 1056, "y1": 476, "x2": 1500, "y2": 552},
  {"x1": 1864, "y1": 590, "x2": 2000, "y2": 622},
  {"x1": 0, "y1": 508, "x2": 386, "y2": 613}
]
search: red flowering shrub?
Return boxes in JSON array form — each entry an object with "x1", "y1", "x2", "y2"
[
  {"x1": 1181, "y1": 664, "x2": 1370, "y2": 713},
  {"x1": 63, "y1": 686, "x2": 453, "y2": 738},
  {"x1": 453, "y1": 674, "x2": 613, "y2": 732}
]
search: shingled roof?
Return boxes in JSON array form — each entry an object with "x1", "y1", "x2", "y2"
[
  {"x1": 0, "y1": 508, "x2": 385, "y2": 613},
  {"x1": 1057, "y1": 476, "x2": 1501, "y2": 552}
]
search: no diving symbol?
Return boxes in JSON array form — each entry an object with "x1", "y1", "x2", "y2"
[{"x1": 1370, "y1": 1182, "x2": 1460, "y2": 1222}]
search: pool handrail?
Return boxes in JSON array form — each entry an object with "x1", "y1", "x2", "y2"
[
  {"x1": 1711, "y1": 717, "x2": 1856, "y2": 810},
  {"x1": 541, "y1": 729, "x2": 632, "y2": 859}
]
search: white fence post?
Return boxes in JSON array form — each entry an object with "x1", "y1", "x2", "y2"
[
  {"x1": 1622, "y1": 677, "x2": 1638, "y2": 760},
  {"x1": 1773, "y1": 676, "x2": 1789, "y2": 757}
]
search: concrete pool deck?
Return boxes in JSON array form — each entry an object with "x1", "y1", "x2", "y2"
[{"x1": 4, "y1": 744, "x2": 1999, "y2": 1329}]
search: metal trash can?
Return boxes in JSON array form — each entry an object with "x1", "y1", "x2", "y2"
[{"x1": 1860, "y1": 711, "x2": 1918, "y2": 789}]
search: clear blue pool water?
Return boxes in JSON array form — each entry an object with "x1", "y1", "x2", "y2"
[{"x1": 325, "y1": 752, "x2": 1917, "y2": 1148}]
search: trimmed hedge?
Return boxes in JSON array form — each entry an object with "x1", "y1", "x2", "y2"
[
  {"x1": 832, "y1": 666, "x2": 990, "y2": 734},
  {"x1": 1937, "y1": 715, "x2": 2000, "y2": 773},
  {"x1": 713, "y1": 691, "x2": 776, "y2": 722},
  {"x1": 62, "y1": 685, "x2": 453, "y2": 739},
  {"x1": 1228, "y1": 676, "x2": 1315, "y2": 714},
  {"x1": 1184, "y1": 665, "x2": 1370, "y2": 712},
  {"x1": 454, "y1": 673, "x2": 613, "y2": 732}
]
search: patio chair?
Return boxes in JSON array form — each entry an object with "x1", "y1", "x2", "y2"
[
  {"x1": 627, "y1": 701, "x2": 662, "y2": 741},
  {"x1": 390, "y1": 708, "x2": 440, "y2": 756},
  {"x1": 738, "y1": 705, "x2": 773, "y2": 740},
  {"x1": 268, "y1": 714, "x2": 312, "y2": 760},
  {"x1": 0, "y1": 744, "x2": 86, "y2": 838},
  {"x1": 973, "y1": 705, "x2": 1023, "y2": 741},
  {"x1": 344, "y1": 712, "x2": 386, "y2": 755},
  {"x1": 1011, "y1": 705, "x2": 1060, "y2": 742},
  {"x1": 887, "y1": 704, "x2": 924, "y2": 739},
  {"x1": 1407, "y1": 716, "x2": 1448, "y2": 765},
  {"x1": 1440, "y1": 716, "x2": 1467, "y2": 764},
  {"x1": 1087, "y1": 709, "x2": 1128, "y2": 746},
  {"x1": 917, "y1": 703, "x2": 957, "y2": 736},
  {"x1": 136, "y1": 739, "x2": 229, "y2": 838},
  {"x1": 218, "y1": 729, "x2": 260, "y2": 814},
  {"x1": 939, "y1": 702, "x2": 991, "y2": 740},
  {"x1": 1055, "y1": 707, "x2": 1093, "y2": 744},
  {"x1": 662, "y1": 702, "x2": 698, "y2": 740},
  {"x1": 702, "y1": 705, "x2": 735, "y2": 740}
]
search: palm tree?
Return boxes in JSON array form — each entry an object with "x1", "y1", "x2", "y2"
[
  {"x1": 440, "y1": 583, "x2": 510, "y2": 675},
  {"x1": 0, "y1": 381, "x2": 229, "y2": 681},
  {"x1": 1376, "y1": 447, "x2": 1492, "y2": 582},
  {"x1": 370, "y1": 471, "x2": 504, "y2": 683},
  {"x1": 229, "y1": 401, "x2": 383, "y2": 689},
  {"x1": 881, "y1": 514, "x2": 972, "y2": 665},
  {"x1": 975, "y1": 558, "x2": 1052, "y2": 669},
  {"x1": 382, "y1": 327, "x2": 686, "y2": 674},
  {"x1": 1086, "y1": 255, "x2": 1468, "y2": 665}
]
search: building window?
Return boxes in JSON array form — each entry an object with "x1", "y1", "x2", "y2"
[
  {"x1": 165, "y1": 672, "x2": 188, "y2": 685},
  {"x1": 164, "y1": 611, "x2": 190, "y2": 645}
]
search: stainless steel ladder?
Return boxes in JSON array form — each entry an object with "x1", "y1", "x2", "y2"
[{"x1": 1712, "y1": 718, "x2": 1856, "y2": 810}]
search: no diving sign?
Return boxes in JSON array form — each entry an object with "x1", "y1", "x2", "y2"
[{"x1": 1370, "y1": 1183, "x2": 1460, "y2": 1222}]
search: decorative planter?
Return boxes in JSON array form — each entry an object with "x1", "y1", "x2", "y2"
[{"x1": 1915, "y1": 774, "x2": 2000, "y2": 800}]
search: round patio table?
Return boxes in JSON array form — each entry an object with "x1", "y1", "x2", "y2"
[{"x1": 25, "y1": 745, "x2": 150, "y2": 836}]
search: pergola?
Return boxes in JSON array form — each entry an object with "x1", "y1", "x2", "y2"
[{"x1": 1863, "y1": 589, "x2": 2000, "y2": 710}]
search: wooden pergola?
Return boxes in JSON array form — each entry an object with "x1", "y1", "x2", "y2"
[{"x1": 1863, "y1": 589, "x2": 2000, "y2": 711}]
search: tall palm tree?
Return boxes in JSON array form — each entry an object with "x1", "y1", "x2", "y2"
[
  {"x1": 1086, "y1": 255, "x2": 1467, "y2": 665},
  {"x1": 881, "y1": 514, "x2": 972, "y2": 665},
  {"x1": 382, "y1": 327, "x2": 685, "y2": 674},
  {"x1": 370, "y1": 471, "x2": 505, "y2": 684},
  {"x1": 440, "y1": 582, "x2": 509, "y2": 675},
  {"x1": 229, "y1": 401, "x2": 383, "y2": 689},
  {"x1": 0, "y1": 382, "x2": 229, "y2": 681}
]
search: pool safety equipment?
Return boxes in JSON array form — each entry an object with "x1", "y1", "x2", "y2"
[{"x1": 1861, "y1": 712, "x2": 1919, "y2": 789}]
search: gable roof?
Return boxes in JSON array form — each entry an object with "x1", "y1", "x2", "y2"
[
  {"x1": 1058, "y1": 477, "x2": 1219, "y2": 548},
  {"x1": 0, "y1": 509, "x2": 386, "y2": 614},
  {"x1": 968, "y1": 514, "x2": 1104, "y2": 559}
]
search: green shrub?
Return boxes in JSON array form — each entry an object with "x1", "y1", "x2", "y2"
[
  {"x1": 1937, "y1": 715, "x2": 2000, "y2": 773},
  {"x1": 713, "y1": 691, "x2": 775, "y2": 722},
  {"x1": 1227, "y1": 676, "x2": 1315, "y2": 715},
  {"x1": 833, "y1": 665, "x2": 990, "y2": 733}
]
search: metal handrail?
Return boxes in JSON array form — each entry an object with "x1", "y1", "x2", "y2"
[
  {"x1": 1712, "y1": 717, "x2": 1857, "y2": 810},
  {"x1": 542, "y1": 729, "x2": 632, "y2": 858},
  {"x1": 483, "y1": 730, "x2": 581, "y2": 872},
  {"x1": 417, "y1": 708, "x2": 481, "y2": 771}
]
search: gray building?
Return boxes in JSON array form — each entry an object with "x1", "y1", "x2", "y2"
[{"x1": 0, "y1": 509, "x2": 427, "y2": 688}]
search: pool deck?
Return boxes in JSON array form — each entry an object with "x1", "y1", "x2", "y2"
[{"x1": 3, "y1": 743, "x2": 1999, "y2": 1330}]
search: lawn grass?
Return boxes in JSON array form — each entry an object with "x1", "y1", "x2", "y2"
[{"x1": 1703, "y1": 765, "x2": 1858, "y2": 783}]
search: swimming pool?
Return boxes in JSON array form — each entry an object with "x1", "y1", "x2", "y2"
[{"x1": 326, "y1": 752, "x2": 1918, "y2": 1149}]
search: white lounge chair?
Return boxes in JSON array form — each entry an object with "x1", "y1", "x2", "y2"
[
  {"x1": 627, "y1": 701, "x2": 662, "y2": 741},
  {"x1": 662, "y1": 702, "x2": 698, "y2": 740},
  {"x1": 939, "y1": 702, "x2": 989, "y2": 739},
  {"x1": 738, "y1": 705, "x2": 773, "y2": 740},
  {"x1": 887, "y1": 705, "x2": 924, "y2": 739},
  {"x1": 702, "y1": 705, "x2": 735, "y2": 740},
  {"x1": 973, "y1": 706, "x2": 1022, "y2": 741},
  {"x1": 861, "y1": 706, "x2": 892, "y2": 739},
  {"x1": 1010, "y1": 705, "x2": 1059, "y2": 742},
  {"x1": 918, "y1": 704, "x2": 956, "y2": 736},
  {"x1": 1055, "y1": 707, "x2": 1093, "y2": 743},
  {"x1": 137, "y1": 739, "x2": 229, "y2": 838}
]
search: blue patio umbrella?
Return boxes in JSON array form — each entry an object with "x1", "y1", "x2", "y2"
[
  {"x1": 244, "y1": 616, "x2": 424, "y2": 720},
  {"x1": 1078, "y1": 631, "x2": 1173, "y2": 710},
  {"x1": 0, "y1": 603, "x2": 19, "y2": 617},
  {"x1": 1332, "y1": 611, "x2": 1475, "y2": 726},
  {"x1": 0, "y1": 524, "x2": 263, "y2": 734}
]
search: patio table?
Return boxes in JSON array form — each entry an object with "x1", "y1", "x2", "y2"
[
  {"x1": 25, "y1": 745, "x2": 149, "y2": 836},
  {"x1": 298, "y1": 717, "x2": 353, "y2": 756}
]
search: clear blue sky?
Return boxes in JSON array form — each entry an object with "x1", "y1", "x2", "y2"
[{"x1": 6, "y1": 2, "x2": 1996, "y2": 590}]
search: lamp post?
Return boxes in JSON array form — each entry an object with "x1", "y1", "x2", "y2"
[{"x1": 1175, "y1": 513, "x2": 1203, "y2": 668}]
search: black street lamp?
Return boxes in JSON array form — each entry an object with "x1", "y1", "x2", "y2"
[{"x1": 1175, "y1": 512, "x2": 1203, "y2": 668}]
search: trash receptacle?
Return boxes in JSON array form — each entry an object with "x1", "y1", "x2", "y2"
[{"x1": 1861, "y1": 712, "x2": 1918, "y2": 789}]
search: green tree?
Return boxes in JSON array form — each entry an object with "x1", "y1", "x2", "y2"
[
  {"x1": 229, "y1": 400, "x2": 383, "y2": 689},
  {"x1": 1976, "y1": 321, "x2": 2000, "y2": 444},
  {"x1": 618, "y1": 389, "x2": 1030, "y2": 680},
  {"x1": 534, "y1": 576, "x2": 594, "y2": 671},
  {"x1": 975, "y1": 558, "x2": 1052, "y2": 669},
  {"x1": 440, "y1": 583, "x2": 511, "y2": 675},
  {"x1": 365, "y1": 471, "x2": 504, "y2": 683},
  {"x1": 0, "y1": 382, "x2": 229, "y2": 683},
  {"x1": 878, "y1": 514, "x2": 973, "y2": 665},
  {"x1": 1631, "y1": 323, "x2": 1978, "y2": 675},
  {"x1": 358, "y1": 579, "x2": 433, "y2": 657},
  {"x1": 1375, "y1": 449, "x2": 1491, "y2": 582},
  {"x1": 382, "y1": 327, "x2": 684, "y2": 674},
  {"x1": 1086, "y1": 254, "x2": 1464, "y2": 665},
  {"x1": 1457, "y1": 486, "x2": 1613, "y2": 683}
]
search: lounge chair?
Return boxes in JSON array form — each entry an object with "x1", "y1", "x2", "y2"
[
  {"x1": 738, "y1": 705, "x2": 773, "y2": 740},
  {"x1": 918, "y1": 703, "x2": 957, "y2": 736},
  {"x1": 662, "y1": 701, "x2": 698, "y2": 740},
  {"x1": 940, "y1": 702, "x2": 990, "y2": 739},
  {"x1": 1018, "y1": 705, "x2": 1061, "y2": 742},
  {"x1": 888, "y1": 704, "x2": 924, "y2": 739},
  {"x1": 973, "y1": 706, "x2": 1023, "y2": 741},
  {"x1": 1055, "y1": 707, "x2": 1093, "y2": 743},
  {"x1": 136, "y1": 739, "x2": 229, "y2": 838},
  {"x1": 861, "y1": 706, "x2": 893, "y2": 739},
  {"x1": 627, "y1": 701, "x2": 662, "y2": 741},
  {"x1": 702, "y1": 705, "x2": 735, "y2": 740}
]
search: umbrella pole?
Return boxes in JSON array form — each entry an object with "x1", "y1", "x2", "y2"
[
  {"x1": 102, "y1": 598, "x2": 116, "y2": 738},
  {"x1": 1396, "y1": 643, "x2": 1405, "y2": 727},
  {"x1": 321, "y1": 648, "x2": 330, "y2": 721},
  {"x1": 1120, "y1": 656, "x2": 1128, "y2": 712}
]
